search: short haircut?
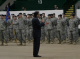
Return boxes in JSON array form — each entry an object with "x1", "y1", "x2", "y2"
[{"x1": 33, "y1": 11, "x2": 39, "y2": 17}]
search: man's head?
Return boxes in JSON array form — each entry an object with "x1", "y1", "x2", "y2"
[
  {"x1": 42, "y1": 13, "x2": 45, "y2": 17},
  {"x1": 53, "y1": 13, "x2": 55, "y2": 17},
  {"x1": 17, "y1": 15, "x2": 19, "y2": 19},
  {"x1": 50, "y1": 14, "x2": 53, "y2": 18},
  {"x1": 23, "y1": 13, "x2": 26, "y2": 16},
  {"x1": 39, "y1": 14, "x2": 42, "y2": 18},
  {"x1": 1, "y1": 15, "x2": 4, "y2": 19},
  {"x1": 33, "y1": 11, "x2": 39, "y2": 18},
  {"x1": 11, "y1": 14, "x2": 15, "y2": 18},
  {"x1": 24, "y1": 15, "x2": 27, "y2": 18},
  {"x1": 28, "y1": 14, "x2": 32, "y2": 18},
  {"x1": 14, "y1": 16, "x2": 17, "y2": 20},
  {"x1": 71, "y1": 13, "x2": 75, "y2": 19},
  {"x1": 58, "y1": 14, "x2": 62, "y2": 19},
  {"x1": 48, "y1": 14, "x2": 51, "y2": 19},
  {"x1": 19, "y1": 13, "x2": 22, "y2": 18}
]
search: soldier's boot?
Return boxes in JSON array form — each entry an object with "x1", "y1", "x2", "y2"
[
  {"x1": 73, "y1": 40, "x2": 77, "y2": 45},
  {"x1": 5, "y1": 40, "x2": 8, "y2": 46},
  {"x1": 58, "y1": 39, "x2": 62, "y2": 44},
  {"x1": 27, "y1": 37, "x2": 31, "y2": 43},
  {"x1": 70, "y1": 40, "x2": 73, "y2": 44},
  {"x1": 18, "y1": 39, "x2": 23, "y2": 46},
  {"x1": 46, "y1": 39, "x2": 49, "y2": 44},
  {"x1": 48, "y1": 39, "x2": 50, "y2": 44},
  {"x1": 28, "y1": 39, "x2": 31, "y2": 43},
  {"x1": 62, "y1": 39, "x2": 66, "y2": 44},
  {"x1": 41, "y1": 36, "x2": 45, "y2": 43},
  {"x1": 18, "y1": 43, "x2": 23, "y2": 46},
  {"x1": 23, "y1": 40, "x2": 26, "y2": 46},
  {"x1": 23, "y1": 43, "x2": 26, "y2": 46},
  {"x1": 5, "y1": 43, "x2": 8, "y2": 46},
  {"x1": 40, "y1": 39, "x2": 44, "y2": 44},
  {"x1": 1, "y1": 43, "x2": 4, "y2": 46},
  {"x1": 1, "y1": 40, "x2": 4, "y2": 46},
  {"x1": 51, "y1": 39, "x2": 55, "y2": 44}
]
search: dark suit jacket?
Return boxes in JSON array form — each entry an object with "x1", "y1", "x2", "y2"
[{"x1": 32, "y1": 17, "x2": 45, "y2": 38}]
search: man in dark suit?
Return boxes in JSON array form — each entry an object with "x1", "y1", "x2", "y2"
[{"x1": 32, "y1": 11, "x2": 45, "y2": 57}]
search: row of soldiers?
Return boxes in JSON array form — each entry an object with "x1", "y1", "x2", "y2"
[{"x1": 0, "y1": 13, "x2": 80, "y2": 46}]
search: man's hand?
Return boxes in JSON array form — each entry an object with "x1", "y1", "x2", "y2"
[{"x1": 41, "y1": 19, "x2": 45, "y2": 23}]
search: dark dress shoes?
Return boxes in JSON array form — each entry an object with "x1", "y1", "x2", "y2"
[{"x1": 33, "y1": 55, "x2": 42, "y2": 57}]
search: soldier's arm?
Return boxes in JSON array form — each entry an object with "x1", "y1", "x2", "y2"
[{"x1": 66, "y1": 18, "x2": 70, "y2": 26}]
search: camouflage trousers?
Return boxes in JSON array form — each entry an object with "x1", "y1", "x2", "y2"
[
  {"x1": 0, "y1": 29, "x2": 9, "y2": 44},
  {"x1": 8, "y1": 28, "x2": 14, "y2": 40},
  {"x1": 68, "y1": 29, "x2": 79, "y2": 43},
  {"x1": 27, "y1": 28, "x2": 33, "y2": 41},
  {"x1": 17, "y1": 29, "x2": 26, "y2": 44},
  {"x1": 57, "y1": 30, "x2": 66, "y2": 43},
  {"x1": 46, "y1": 29, "x2": 53, "y2": 43},
  {"x1": 13, "y1": 29, "x2": 19, "y2": 41},
  {"x1": 41, "y1": 28, "x2": 45, "y2": 41}
]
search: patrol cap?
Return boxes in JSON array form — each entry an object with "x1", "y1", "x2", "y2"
[
  {"x1": 28, "y1": 14, "x2": 32, "y2": 16},
  {"x1": 11, "y1": 14, "x2": 15, "y2": 15},
  {"x1": 23, "y1": 13, "x2": 26, "y2": 14},
  {"x1": 48, "y1": 14, "x2": 51, "y2": 16},
  {"x1": 40, "y1": 14, "x2": 42, "y2": 16},
  {"x1": 58, "y1": 14, "x2": 62, "y2": 17},
  {"x1": 19, "y1": 13, "x2": 22, "y2": 15},
  {"x1": 23, "y1": 13, "x2": 26, "y2": 15},
  {"x1": 1, "y1": 14, "x2": 4, "y2": 16}
]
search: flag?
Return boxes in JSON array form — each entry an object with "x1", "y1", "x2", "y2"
[{"x1": 6, "y1": 7, "x2": 10, "y2": 22}]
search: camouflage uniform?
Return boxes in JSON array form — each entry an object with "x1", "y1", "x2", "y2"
[
  {"x1": 8, "y1": 19, "x2": 14, "y2": 41},
  {"x1": 0, "y1": 18, "x2": 9, "y2": 45},
  {"x1": 24, "y1": 18, "x2": 28, "y2": 40},
  {"x1": 68, "y1": 18, "x2": 79, "y2": 44},
  {"x1": 18, "y1": 18, "x2": 26, "y2": 45},
  {"x1": 45, "y1": 18, "x2": 53, "y2": 43},
  {"x1": 57, "y1": 18, "x2": 66, "y2": 44},
  {"x1": 51, "y1": 17, "x2": 57, "y2": 42},
  {"x1": 42, "y1": 17, "x2": 47, "y2": 42},
  {"x1": 13, "y1": 19, "x2": 19, "y2": 41},
  {"x1": 62, "y1": 17, "x2": 70, "y2": 39},
  {"x1": 27, "y1": 18, "x2": 33, "y2": 41}
]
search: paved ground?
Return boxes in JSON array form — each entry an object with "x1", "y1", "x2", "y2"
[{"x1": 0, "y1": 42, "x2": 80, "y2": 59}]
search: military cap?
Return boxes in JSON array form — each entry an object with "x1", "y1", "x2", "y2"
[
  {"x1": 48, "y1": 14, "x2": 51, "y2": 16},
  {"x1": 58, "y1": 14, "x2": 62, "y2": 17},
  {"x1": 19, "y1": 13, "x2": 22, "y2": 15}
]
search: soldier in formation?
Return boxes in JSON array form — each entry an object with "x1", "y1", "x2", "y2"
[{"x1": 0, "y1": 13, "x2": 80, "y2": 46}]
